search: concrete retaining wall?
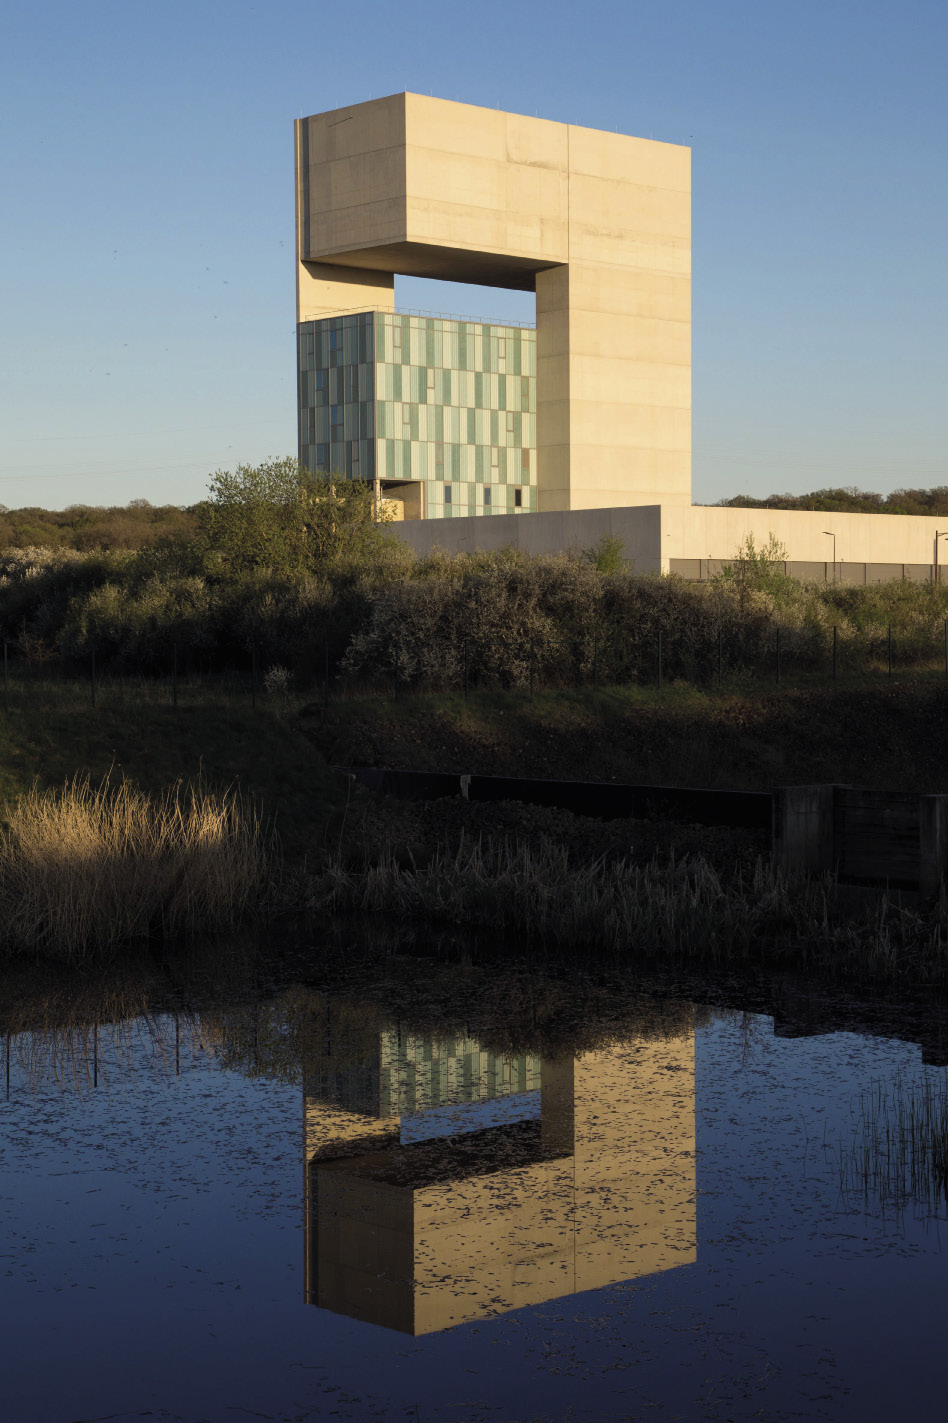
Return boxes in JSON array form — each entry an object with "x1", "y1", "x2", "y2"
[{"x1": 390, "y1": 503, "x2": 948, "y2": 584}]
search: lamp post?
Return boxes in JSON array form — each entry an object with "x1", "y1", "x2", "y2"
[
  {"x1": 935, "y1": 531, "x2": 948, "y2": 586},
  {"x1": 823, "y1": 531, "x2": 836, "y2": 583}
]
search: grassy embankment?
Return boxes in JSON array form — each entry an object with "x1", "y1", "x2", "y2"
[
  {"x1": 8, "y1": 484, "x2": 948, "y2": 968},
  {"x1": 0, "y1": 689, "x2": 347, "y2": 962},
  {"x1": 6, "y1": 672, "x2": 948, "y2": 979},
  {"x1": 300, "y1": 678, "x2": 948, "y2": 987},
  {"x1": 306, "y1": 677, "x2": 948, "y2": 792}
]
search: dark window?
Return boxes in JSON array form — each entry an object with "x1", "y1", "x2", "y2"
[
  {"x1": 444, "y1": 484, "x2": 452, "y2": 505},
  {"x1": 315, "y1": 370, "x2": 324, "y2": 390},
  {"x1": 514, "y1": 487, "x2": 523, "y2": 508},
  {"x1": 484, "y1": 487, "x2": 491, "y2": 507},
  {"x1": 329, "y1": 330, "x2": 338, "y2": 351}
]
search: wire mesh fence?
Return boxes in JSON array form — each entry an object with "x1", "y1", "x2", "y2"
[{"x1": 4, "y1": 619, "x2": 948, "y2": 713}]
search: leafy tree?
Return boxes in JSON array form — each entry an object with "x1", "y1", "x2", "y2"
[
  {"x1": 195, "y1": 458, "x2": 394, "y2": 576},
  {"x1": 582, "y1": 534, "x2": 626, "y2": 574},
  {"x1": 716, "y1": 532, "x2": 792, "y2": 602}
]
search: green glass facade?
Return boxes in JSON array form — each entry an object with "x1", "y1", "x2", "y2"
[
  {"x1": 303, "y1": 1028, "x2": 542, "y2": 1118},
  {"x1": 298, "y1": 310, "x2": 537, "y2": 517}
]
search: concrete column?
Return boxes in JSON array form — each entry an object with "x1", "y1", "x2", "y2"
[
  {"x1": 919, "y1": 795, "x2": 948, "y2": 903},
  {"x1": 540, "y1": 1054, "x2": 575, "y2": 1155},
  {"x1": 772, "y1": 785, "x2": 843, "y2": 875},
  {"x1": 535, "y1": 266, "x2": 571, "y2": 512}
]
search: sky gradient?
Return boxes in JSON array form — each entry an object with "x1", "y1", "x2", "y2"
[{"x1": 1, "y1": 0, "x2": 945, "y2": 508}]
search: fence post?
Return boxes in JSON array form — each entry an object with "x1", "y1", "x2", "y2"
[
  {"x1": 832, "y1": 625, "x2": 837, "y2": 682},
  {"x1": 172, "y1": 641, "x2": 178, "y2": 710},
  {"x1": 251, "y1": 639, "x2": 257, "y2": 709},
  {"x1": 658, "y1": 631, "x2": 663, "y2": 689},
  {"x1": 91, "y1": 647, "x2": 96, "y2": 709}
]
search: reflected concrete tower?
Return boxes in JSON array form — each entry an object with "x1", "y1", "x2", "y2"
[{"x1": 303, "y1": 1023, "x2": 696, "y2": 1334}]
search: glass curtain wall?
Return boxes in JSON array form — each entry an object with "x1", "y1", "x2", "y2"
[
  {"x1": 298, "y1": 311, "x2": 377, "y2": 481},
  {"x1": 298, "y1": 311, "x2": 537, "y2": 517}
]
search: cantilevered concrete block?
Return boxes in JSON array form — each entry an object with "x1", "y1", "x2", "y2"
[{"x1": 294, "y1": 93, "x2": 691, "y2": 514}]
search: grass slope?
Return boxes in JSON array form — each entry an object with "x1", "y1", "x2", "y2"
[
  {"x1": 0, "y1": 701, "x2": 344, "y2": 860},
  {"x1": 305, "y1": 680, "x2": 948, "y2": 793}
]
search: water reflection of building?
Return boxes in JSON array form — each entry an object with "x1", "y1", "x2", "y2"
[{"x1": 303, "y1": 1020, "x2": 696, "y2": 1335}]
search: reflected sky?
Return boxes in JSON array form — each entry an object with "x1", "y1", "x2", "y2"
[{"x1": 1, "y1": 958, "x2": 947, "y2": 1422}]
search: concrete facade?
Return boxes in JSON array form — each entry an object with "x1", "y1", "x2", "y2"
[
  {"x1": 305, "y1": 1035, "x2": 695, "y2": 1335},
  {"x1": 295, "y1": 93, "x2": 690, "y2": 514},
  {"x1": 294, "y1": 92, "x2": 937, "y2": 578}
]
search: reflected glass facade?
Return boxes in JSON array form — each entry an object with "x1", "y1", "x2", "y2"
[{"x1": 298, "y1": 310, "x2": 536, "y2": 517}]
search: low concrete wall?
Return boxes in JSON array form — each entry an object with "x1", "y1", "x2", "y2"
[
  {"x1": 390, "y1": 505, "x2": 663, "y2": 573},
  {"x1": 671, "y1": 504, "x2": 948, "y2": 571},
  {"x1": 389, "y1": 502, "x2": 948, "y2": 584},
  {"x1": 346, "y1": 767, "x2": 771, "y2": 828},
  {"x1": 773, "y1": 784, "x2": 948, "y2": 901}
]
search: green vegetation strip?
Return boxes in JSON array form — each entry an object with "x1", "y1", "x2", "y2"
[{"x1": 314, "y1": 838, "x2": 948, "y2": 988}]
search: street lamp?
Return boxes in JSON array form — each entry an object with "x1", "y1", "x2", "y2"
[
  {"x1": 935, "y1": 531, "x2": 948, "y2": 586},
  {"x1": 823, "y1": 531, "x2": 836, "y2": 583}
]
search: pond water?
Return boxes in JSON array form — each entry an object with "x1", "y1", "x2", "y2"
[{"x1": 2, "y1": 942, "x2": 947, "y2": 1422}]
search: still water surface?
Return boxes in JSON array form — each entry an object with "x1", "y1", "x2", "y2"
[{"x1": 1, "y1": 946, "x2": 947, "y2": 1422}]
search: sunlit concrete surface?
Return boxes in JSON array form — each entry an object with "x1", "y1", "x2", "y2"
[
  {"x1": 295, "y1": 93, "x2": 690, "y2": 515},
  {"x1": 392, "y1": 501, "x2": 948, "y2": 580},
  {"x1": 303, "y1": 1031, "x2": 696, "y2": 1334}
]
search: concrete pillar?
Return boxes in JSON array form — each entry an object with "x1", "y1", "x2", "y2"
[
  {"x1": 919, "y1": 795, "x2": 948, "y2": 903},
  {"x1": 772, "y1": 785, "x2": 845, "y2": 875}
]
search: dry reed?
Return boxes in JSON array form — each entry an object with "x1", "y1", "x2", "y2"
[{"x1": 0, "y1": 776, "x2": 276, "y2": 962}]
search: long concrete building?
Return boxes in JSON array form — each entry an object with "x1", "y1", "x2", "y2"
[{"x1": 296, "y1": 93, "x2": 945, "y2": 580}]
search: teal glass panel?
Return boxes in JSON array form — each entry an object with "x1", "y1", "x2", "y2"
[{"x1": 300, "y1": 310, "x2": 536, "y2": 514}]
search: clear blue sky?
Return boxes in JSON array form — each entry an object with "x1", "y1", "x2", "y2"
[{"x1": 1, "y1": 0, "x2": 945, "y2": 509}]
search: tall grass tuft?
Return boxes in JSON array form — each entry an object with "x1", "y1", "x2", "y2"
[
  {"x1": 0, "y1": 776, "x2": 276, "y2": 962},
  {"x1": 835, "y1": 1074, "x2": 948, "y2": 1218}
]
